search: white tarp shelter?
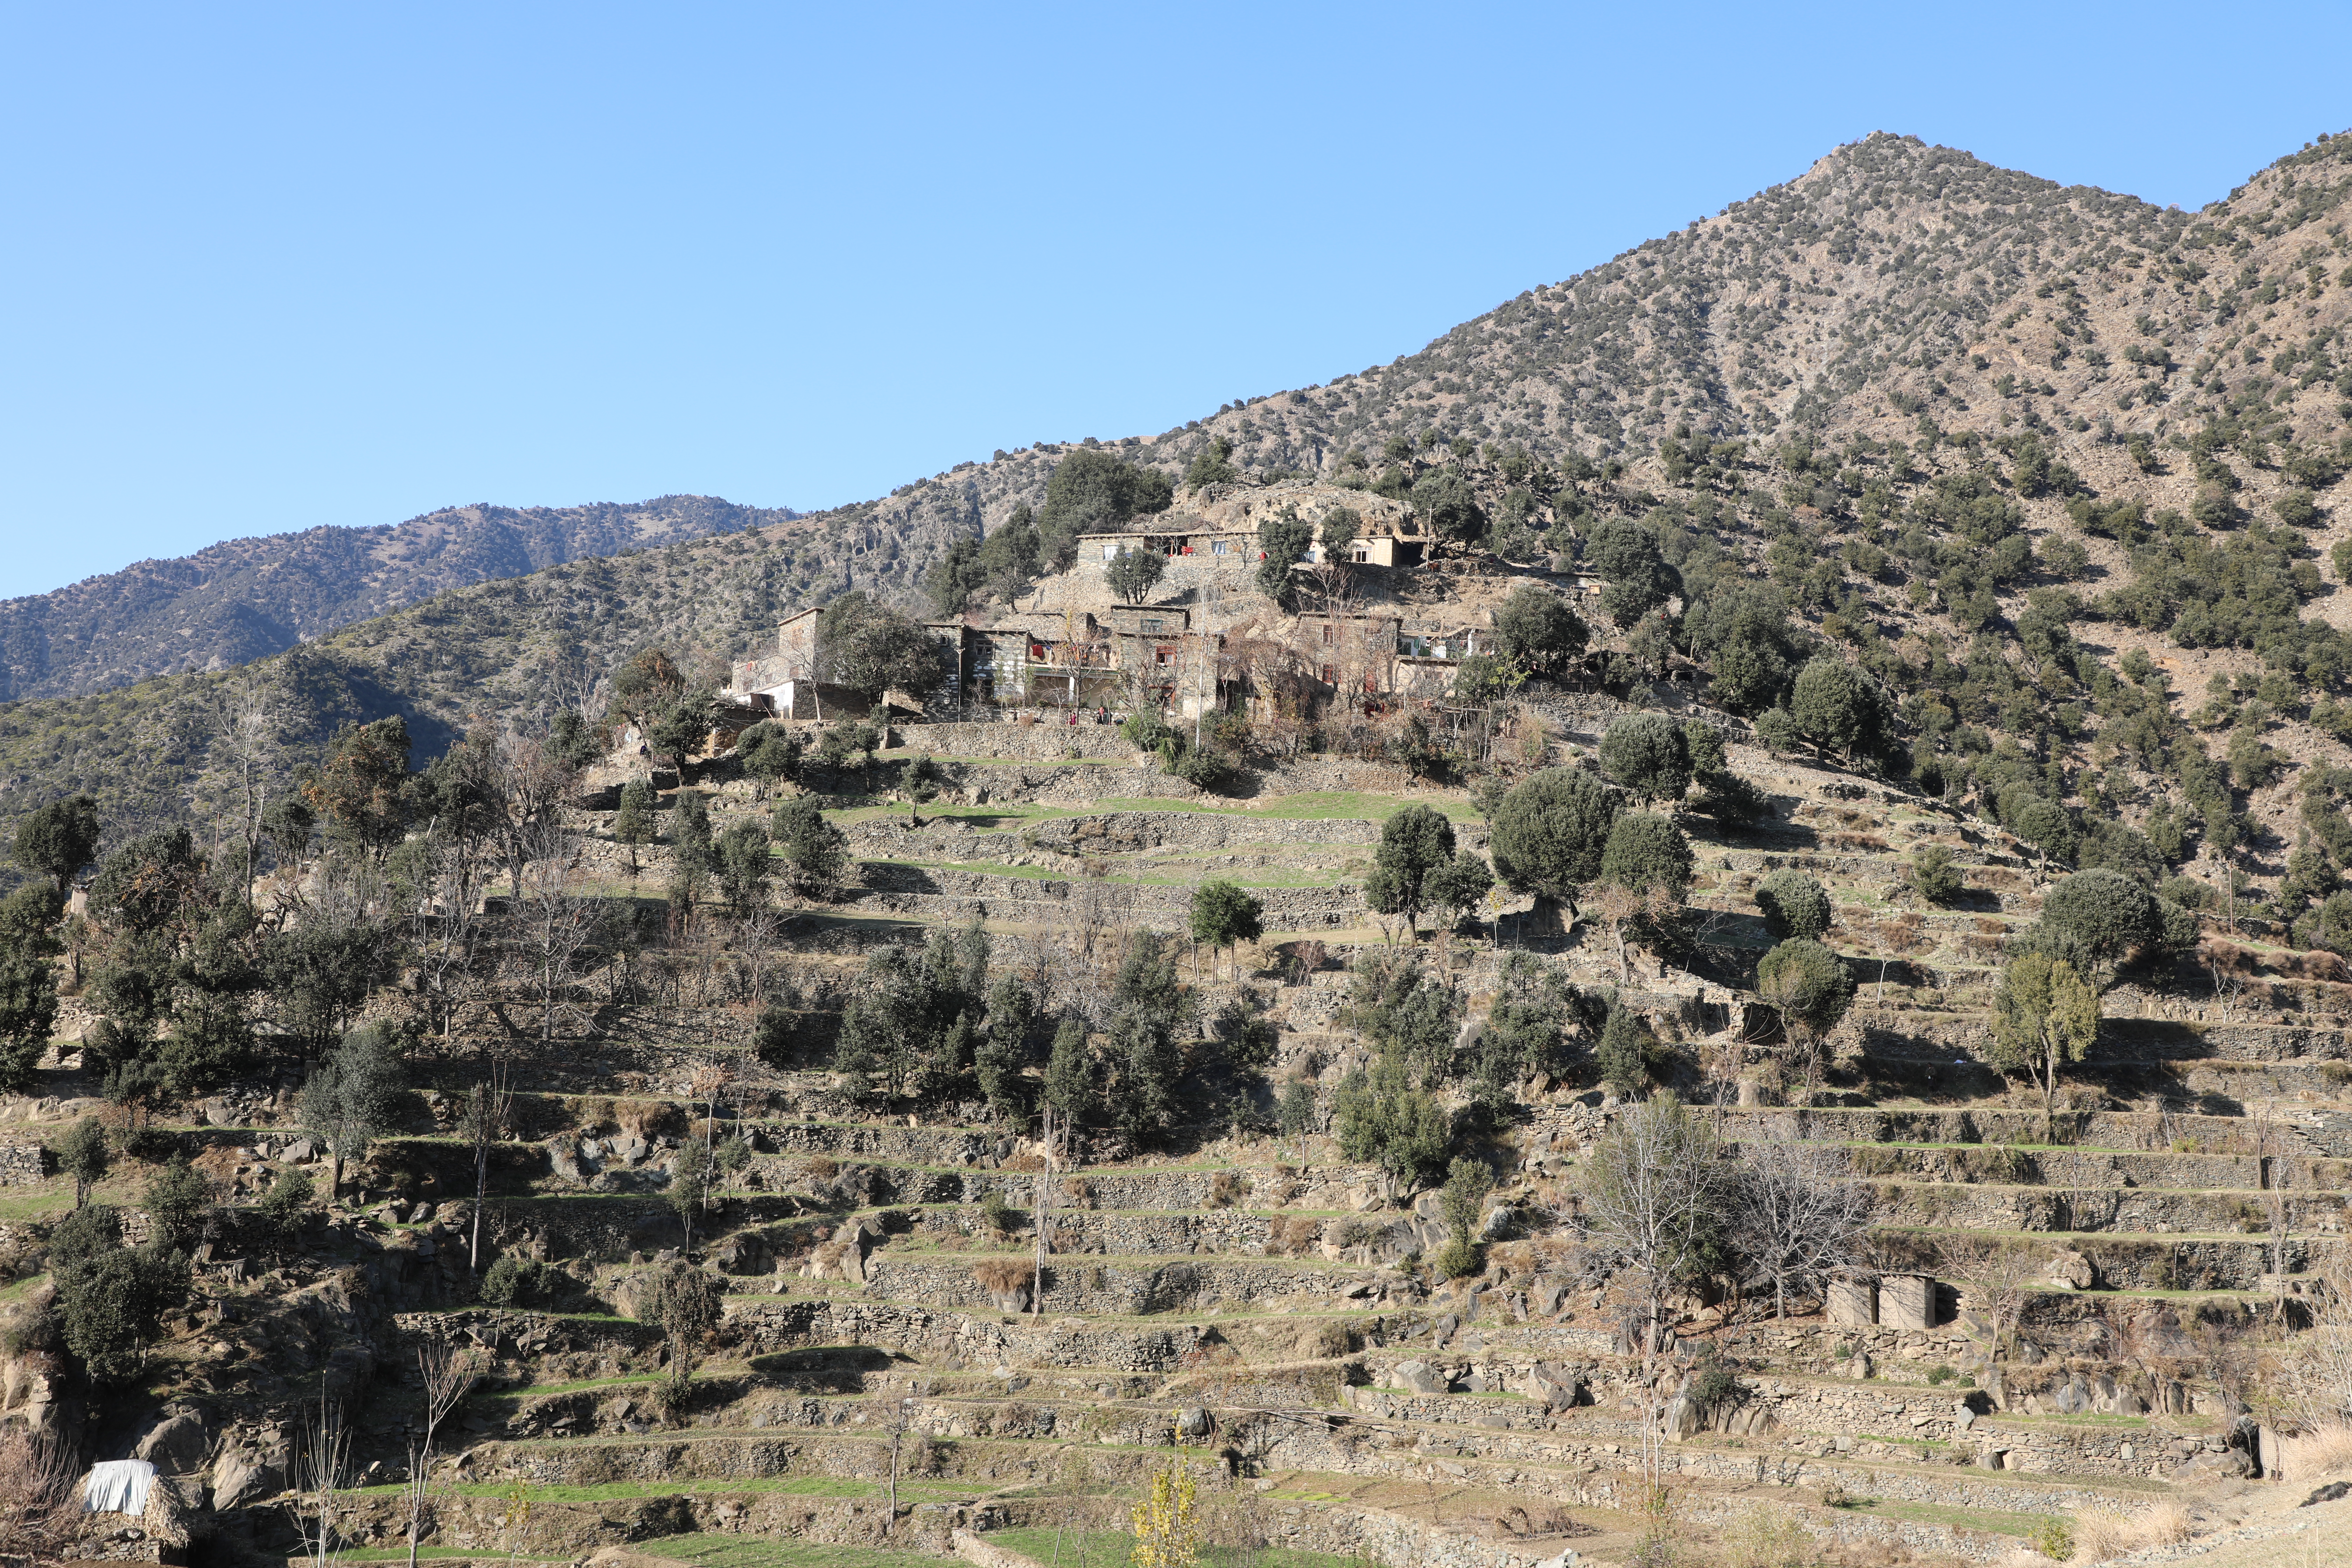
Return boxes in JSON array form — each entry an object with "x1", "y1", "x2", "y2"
[{"x1": 82, "y1": 1458, "x2": 156, "y2": 1514}]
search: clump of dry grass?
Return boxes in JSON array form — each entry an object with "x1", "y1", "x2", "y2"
[
  {"x1": 616, "y1": 1098, "x2": 684, "y2": 1137},
  {"x1": 0, "y1": 1427, "x2": 70, "y2": 1558},
  {"x1": 972, "y1": 1256, "x2": 1031, "y2": 1293},
  {"x1": 2070, "y1": 1500, "x2": 2197, "y2": 1563},
  {"x1": 1295, "y1": 1320, "x2": 1355, "y2": 1359},
  {"x1": 2070, "y1": 1511, "x2": 2135, "y2": 1564},
  {"x1": 1270, "y1": 1216, "x2": 1321, "y2": 1257},
  {"x1": 2284, "y1": 1421, "x2": 2352, "y2": 1480},
  {"x1": 2135, "y1": 1502, "x2": 2194, "y2": 1548}
]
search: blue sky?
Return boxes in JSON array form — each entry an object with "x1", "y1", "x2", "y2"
[{"x1": 2, "y1": 2, "x2": 2346, "y2": 600}]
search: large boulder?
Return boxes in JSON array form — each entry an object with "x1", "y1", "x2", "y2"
[
  {"x1": 712, "y1": 1234, "x2": 770, "y2": 1276},
  {"x1": 133, "y1": 1409, "x2": 211, "y2": 1474},
  {"x1": 2046, "y1": 1248, "x2": 2095, "y2": 1291},
  {"x1": 209, "y1": 1451, "x2": 281, "y2": 1511},
  {"x1": 1384, "y1": 1361, "x2": 1449, "y2": 1395},
  {"x1": 1517, "y1": 1363, "x2": 1586, "y2": 1409}
]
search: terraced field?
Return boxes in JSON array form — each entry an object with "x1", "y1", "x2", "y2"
[{"x1": 30, "y1": 711, "x2": 2352, "y2": 1568}]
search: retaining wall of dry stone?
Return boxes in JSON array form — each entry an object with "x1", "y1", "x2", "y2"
[
  {"x1": 1860, "y1": 1181, "x2": 2343, "y2": 1236},
  {"x1": 0, "y1": 1139, "x2": 46, "y2": 1186},
  {"x1": 849, "y1": 864, "x2": 1364, "y2": 929},
  {"x1": 724, "y1": 1298, "x2": 1207, "y2": 1373},
  {"x1": 863, "y1": 1255, "x2": 1350, "y2": 1315}
]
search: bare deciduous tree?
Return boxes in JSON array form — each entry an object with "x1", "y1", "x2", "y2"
[
  {"x1": 205, "y1": 668, "x2": 289, "y2": 903},
  {"x1": 2270, "y1": 1275, "x2": 2352, "y2": 1429},
  {"x1": 285, "y1": 1393, "x2": 352, "y2": 1568},
  {"x1": 416, "y1": 841, "x2": 486, "y2": 1040},
  {"x1": 2251, "y1": 1107, "x2": 2295, "y2": 1321},
  {"x1": 509, "y1": 820, "x2": 604, "y2": 1048},
  {"x1": 495, "y1": 732, "x2": 580, "y2": 900},
  {"x1": 405, "y1": 1340, "x2": 483, "y2": 1568},
  {"x1": 1579, "y1": 1094, "x2": 1730, "y2": 1477},
  {"x1": 1945, "y1": 1239, "x2": 2043, "y2": 1387},
  {"x1": 1730, "y1": 1135, "x2": 1873, "y2": 1319},
  {"x1": 462, "y1": 1050, "x2": 517, "y2": 1272}
]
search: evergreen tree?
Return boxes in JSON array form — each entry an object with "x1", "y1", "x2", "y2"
[
  {"x1": 1364, "y1": 806, "x2": 1458, "y2": 935},
  {"x1": 1189, "y1": 880, "x2": 1264, "y2": 982},
  {"x1": 1493, "y1": 584, "x2": 1589, "y2": 676},
  {"x1": 735, "y1": 723, "x2": 805, "y2": 799},
  {"x1": 1598, "y1": 714, "x2": 1692, "y2": 804},
  {"x1": 301, "y1": 1025, "x2": 409, "y2": 1193},
  {"x1": 1755, "y1": 869, "x2": 1831, "y2": 941},
  {"x1": 614, "y1": 780, "x2": 656, "y2": 879},
  {"x1": 1755, "y1": 938, "x2": 1854, "y2": 1093},
  {"x1": 0, "y1": 894, "x2": 59, "y2": 1091},
  {"x1": 715, "y1": 819, "x2": 773, "y2": 910},
  {"x1": 976, "y1": 976, "x2": 1037, "y2": 1118},
  {"x1": 1595, "y1": 1002, "x2": 1653, "y2": 1098},
  {"x1": 1788, "y1": 656, "x2": 1892, "y2": 762},
  {"x1": 1104, "y1": 934, "x2": 1193, "y2": 1141},
  {"x1": 1105, "y1": 546, "x2": 1167, "y2": 605},
  {"x1": 1256, "y1": 506, "x2": 1316, "y2": 608},
  {"x1": 1333, "y1": 1052, "x2": 1450, "y2": 1194},
  {"x1": 771, "y1": 796, "x2": 850, "y2": 898},
  {"x1": 1490, "y1": 767, "x2": 1620, "y2": 903},
  {"x1": 1043, "y1": 1016, "x2": 1097, "y2": 1125},
  {"x1": 1598, "y1": 812, "x2": 1694, "y2": 899},
  {"x1": 55, "y1": 1116, "x2": 108, "y2": 1208},
  {"x1": 13, "y1": 794, "x2": 101, "y2": 897},
  {"x1": 49, "y1": 1204, "x2": 187, "y2": 1384}
]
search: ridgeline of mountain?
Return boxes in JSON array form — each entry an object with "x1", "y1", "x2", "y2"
[
  {"x1": 6, "y1": 128, "x2": 2352, "y2": 859},
  {"x1": 0, "y1": 494, "x2": 805, "y2": 703}
]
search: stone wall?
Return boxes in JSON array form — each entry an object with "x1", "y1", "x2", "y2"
[
  {"x1": 0, "y1": 1139, "x2": 47, "y2": 1186},
  {"x1": 848, "y1": 811, "x2": 1380, "y2": 860},
  {"x1": 1862, "y1": 1181, "x2": 2343, "y2": 1238},
  {"x1": 1713, "y1": 1104, "x2": 2313, "y2": 1155},
  {"x1": 726, "y1": 1298, "x2": 1207, "y2": 1373},
  {"x1": 1789, "y1": 1141, "x2": 2348, "y2": 1193},
  {"x1": 863, "y1": 1255, "x2": 1350, "y2": 1316},
  {"x1": 851, "y1": 863, "x2": 1364, "y2": 930},
  {"x1": 881, "y1": 720, "x2": 1133, "y2": 763},
  {"x1": 910, "y1": 1205, "x2": 1276, "y2": 1256}
]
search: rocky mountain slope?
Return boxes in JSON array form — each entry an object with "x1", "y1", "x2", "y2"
[
  {"x1": 4, "y1": 130, "x2": 2351, "y2": 871},
  {"x1": 0, "y1": 495, "x2": 804, "y2": 703}
]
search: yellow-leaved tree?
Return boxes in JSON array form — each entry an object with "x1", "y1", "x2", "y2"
[
  {"x1": 1131, "y1": 1417, "x2": 1202, "y2": 1568},
  {"x1": 1988, "y1": 951, "x2": 2099, "y2": 1136}
]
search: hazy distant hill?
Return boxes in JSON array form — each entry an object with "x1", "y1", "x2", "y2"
[{"x1": 0, "y1": 494, "x2": 804, "y2": 702}]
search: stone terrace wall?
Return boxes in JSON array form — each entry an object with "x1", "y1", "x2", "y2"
[
  {"x1": 724, "y1": 1298, "x2": 1206, "y2": 1372},
  {"x1": 0, "y1": 1139, "x2": 47, "y2": 1186},
  {"x1": 864, "y1": 1255, "x2": 1354, "y2": 1315},
  {"x1": 882, "y1": 720, "x2": 1134, "y2": 762},
  {"x1": 852, "y1": 864, "x2": 1363, "y2": 929}
]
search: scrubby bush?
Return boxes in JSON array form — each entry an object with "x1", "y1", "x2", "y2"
[
  {"x1": 1909, "y1": 845, "x2": 1964, "y2": 904},
  {"x1": 479, "y1": 1252, "x2": 567, "y2": 1309},
  {"x1": 1755, "y1": 870, "x2": 1830, "y2": 941},
  {"x1": 255, "y1": 1168, "x2": 313, "y2": 1234}
]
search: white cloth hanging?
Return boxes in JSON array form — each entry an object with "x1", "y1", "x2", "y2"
[{"x1": 82, "y1": 1458, "x2": 156, "y2": 1514}]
